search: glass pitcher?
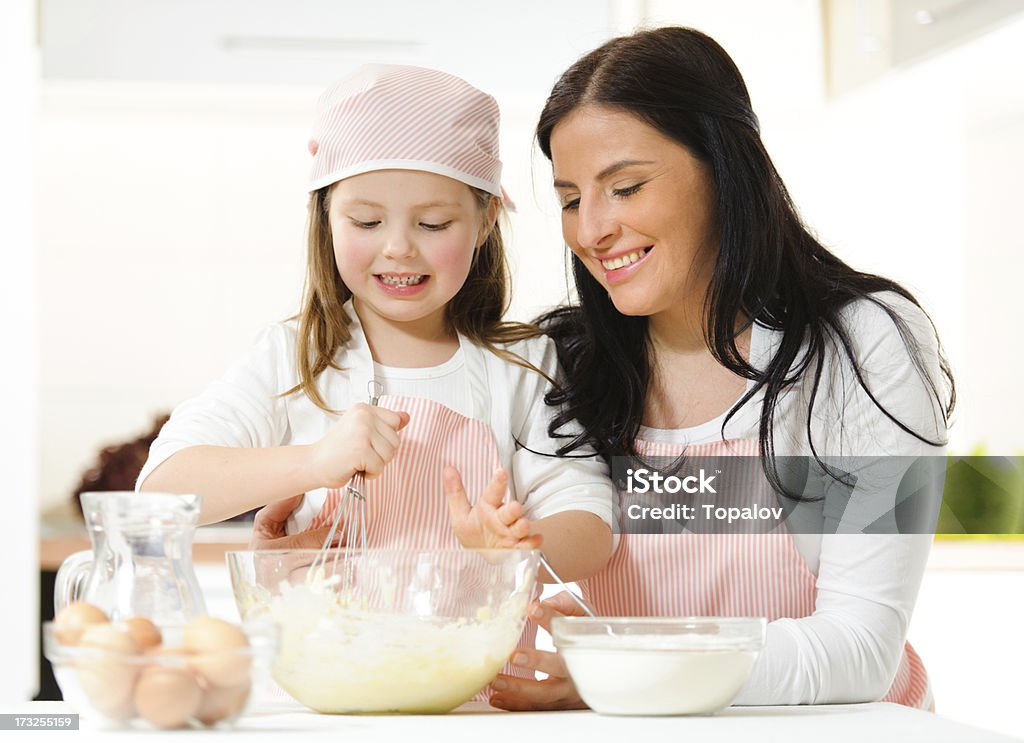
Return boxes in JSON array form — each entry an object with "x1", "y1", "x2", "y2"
[{"x1": 55, "y1": 491, "x2": 207, "y2": 623}]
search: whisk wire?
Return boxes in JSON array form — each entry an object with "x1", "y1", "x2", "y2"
[{"x1": 308, "y1": 380, "x2": 381, "y2": 586}]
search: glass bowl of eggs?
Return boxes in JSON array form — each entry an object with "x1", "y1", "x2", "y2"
[{"x1": 44, "y1": 602, "x2": 275, "y2": 730}]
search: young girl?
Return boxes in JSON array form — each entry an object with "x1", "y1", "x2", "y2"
[{"x1": 137, "y1": 64, "x2": 613, "y2": 581}]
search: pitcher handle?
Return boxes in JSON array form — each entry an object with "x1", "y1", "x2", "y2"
[{"x1": 54, "y1": 550, "x2": 94, "y2": 613}]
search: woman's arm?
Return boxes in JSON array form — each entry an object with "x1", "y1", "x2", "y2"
[
  {"x1": 489, "y1": 593, "x2": 589, "y2": 711},
  {"x1": 490, "y1": 532, "x2": 931, "y2": 710},
  {"x1": 734, "y1": 533, "x2": 932, "y2": 704},
  {"x1": 506, "y1": 334, "x2": 617, "y2": 580},
  {"x1": 737, "y1": 294, "x2": 946, "y2": 704},
  {"x1": 530, "y1": 511, "x2": 612, "y2": 583}
]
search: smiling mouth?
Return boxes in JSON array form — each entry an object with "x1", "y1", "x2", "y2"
[
  {"x1": 376, "y1": 273, "x2": 428, "y2": 287},
  {"x1": 601, "y1": 247, "x2": 652, "y2": 271}
]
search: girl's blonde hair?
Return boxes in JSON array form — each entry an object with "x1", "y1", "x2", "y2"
[{"x1": 285, "y1": 184, "x2": 545, "y2": 410}]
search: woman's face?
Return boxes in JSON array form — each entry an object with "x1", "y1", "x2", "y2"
[
  {"x1": 328, "y1": 170, "x2": 489, "y2": 335},
  {"x1": 549, "y1": 104, "x2": 718, "y2": 319}
]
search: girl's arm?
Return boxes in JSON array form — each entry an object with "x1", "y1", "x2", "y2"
[
  {"x1": 141, "y1": 405, "x2": 409, "y2": 525},
  {"x1": 136, "y1": 324, "x2": 297, "y2": 523},
  {"x1": 136, "y1": 323, "x2": 411, "y2": 525},
  {"x1": 140, "y1": 444, "x2": 317, "y2": 525}
]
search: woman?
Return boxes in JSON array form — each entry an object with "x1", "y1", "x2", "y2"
[{"x1": 488, "y1": 26, "x2": 953, "y2": 710}]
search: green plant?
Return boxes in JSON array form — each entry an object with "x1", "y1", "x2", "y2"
[{"x1": 937, "y1": 447, "x2": 1024, "y2": 536}]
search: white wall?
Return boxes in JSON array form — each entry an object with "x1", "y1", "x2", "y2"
[
  {"x1": 646, "y1": 0, "x2": 1024, "y2": 455},
  {"x1": 32, "y1": 84, "x2": 580, "y2": 514},
  {"x1": 34, "y1": 5, "x2": 618, "y2": 515},
  {"x1": 1, "y1": 0, "x2": 39, "y2": 704},
  {"x1": 33, "y1": 2, "x2": 1024, "y2": 502},
  {"x1": 36, "y1": 82, "x2": 314, "y2": 514},
  {"x1": 910, "y1": 547, "x2": 1024, "y2": 740},
  {"x1": 767, "y1": 15, "x2": 1024, "y2": 456}
]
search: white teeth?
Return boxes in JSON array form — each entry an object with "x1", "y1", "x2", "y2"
[
  {"x1": 601, "y1": 249, "x2": 649, "y2": 271},
  {"x1": 379, "y1": 274, "x2": 426, "y2": 287}
]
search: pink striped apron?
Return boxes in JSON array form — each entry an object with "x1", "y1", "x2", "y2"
[
  {"x1": 307, "y1": 394, "x2": 537, "y2": 692},
  {"x1": 309, "y1": 395, "x2": 497, "y2": 548},
  {"x1": 580, "y1": 437, "x2": 931, "y2": 710}
]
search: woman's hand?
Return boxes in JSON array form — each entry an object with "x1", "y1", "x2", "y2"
[
  {"x1": 248, "y1": 495, "x2": 339, "y2": 585},
  {"x1": 306, "y1": 404, "x2": 410, "y2": 488},
  {"x1": 444, "y1": 467, "x2": 543, "y2": 551},
  {"x1": 248, "y1": 494, "x2": 339, "y2": 550},
  {"x1": 488, "y1": 592, "x2": 589, "y2": 711}
]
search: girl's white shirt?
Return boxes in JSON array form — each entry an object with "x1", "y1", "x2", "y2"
[{"x1": 137, "y1": 301, "x2": 614, "y2": 532}]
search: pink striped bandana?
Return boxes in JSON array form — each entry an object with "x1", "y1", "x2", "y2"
[{"x1": 308, "y1": 64, "x2": 504, "y2": 198}]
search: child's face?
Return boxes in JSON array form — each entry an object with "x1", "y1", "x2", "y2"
[{"x1": 328, "y1": 170, "x2": 490, "y2": 335}]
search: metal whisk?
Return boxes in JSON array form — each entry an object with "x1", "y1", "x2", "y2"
[
  {"x1": 308, "y1": 380, "x2": 382, "y2": 587},
  {"x1": 538, "y1": 552, "x2": 596, "y2": 618}
]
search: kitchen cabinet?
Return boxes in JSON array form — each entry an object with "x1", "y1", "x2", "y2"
[
  {"x1": 823, "y1": 0, "x2": 1024, "y2": 95},
  {"x1": 39, "y1": 0, "x2": 614, "y2": 92}
]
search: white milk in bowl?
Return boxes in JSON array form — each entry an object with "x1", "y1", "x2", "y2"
[{"x1": 552, "y1": 616, "x2": 766, "y2": 716}]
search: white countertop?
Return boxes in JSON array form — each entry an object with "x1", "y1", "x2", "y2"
[{"x1": 11, "y1": 700, "x2": 1021, "y2": 742}]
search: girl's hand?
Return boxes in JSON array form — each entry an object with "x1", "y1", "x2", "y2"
[
  {"x1": 307, "y1": 404, "x2": 410, "y2": 488},
  {"x1": 444, "y1": 467, "x2": 544, "y2": 551},
  {"x1": 488, "y1": 593, "x2": 589, "y2": 711}
]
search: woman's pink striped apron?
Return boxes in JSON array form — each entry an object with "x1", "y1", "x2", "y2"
[
  {"x1": 307, "y1": 394, "x2": 537, "y2": 692},
  {"x1": 579, "y1": 437, "x2": 931, "y2": 710}
]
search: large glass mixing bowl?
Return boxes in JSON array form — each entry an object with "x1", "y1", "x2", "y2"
[{"x1": 226, "y1": 548, "x2": 539, "y2": 714}]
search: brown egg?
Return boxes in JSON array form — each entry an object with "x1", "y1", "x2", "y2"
[
  {"x1": 84, "y1": 691, "x2": 136, "y2": 722},
  {"x1": 196, "y1": 680, "x2": 251, "y2": 726},
  {"x1": 53, "y1": 601, "x2": 108, "y2": 645},
  {"x1": 144, "y1": 644, "x2": 193, "y2": 659},
  {"x1": 133, "y1": 666, "x2": 202, "y2": 729},
  {"x1": 119, "y1": 617, "x2": 161, "y2": 649},
  {"x1": 182, "y1": 617, "x2": 251, "y2": 688},
  {"x1": 76, "y1": 624, "x2": 140, "y2": 720},
  {"x1": 78, "y1": 623, "x2": 141, "y2": 654}
]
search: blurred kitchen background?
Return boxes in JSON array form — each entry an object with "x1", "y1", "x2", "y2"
[{"x1": 2, "y1": 0, "x2": 1023, "y2": 737}]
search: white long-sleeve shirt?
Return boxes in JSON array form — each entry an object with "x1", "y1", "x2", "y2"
[
  {"x1": 628, "y1": 292, "x2": 946, "y2": 704},
  {"x1": 138, "y1": 303, "x2": 614, "y2": 531}
]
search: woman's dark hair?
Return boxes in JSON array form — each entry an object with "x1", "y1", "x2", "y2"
[{"x1": 534, "y1": 26, "x2": 955, "y2": 494}]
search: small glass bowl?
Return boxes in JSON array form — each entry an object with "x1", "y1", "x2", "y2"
[
  {"x1": 43, "y1": 620, "x2": 275, "y2": 730},
  {"x1": 551, "y1": 616, "x2": 767, "y2": 715}
]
